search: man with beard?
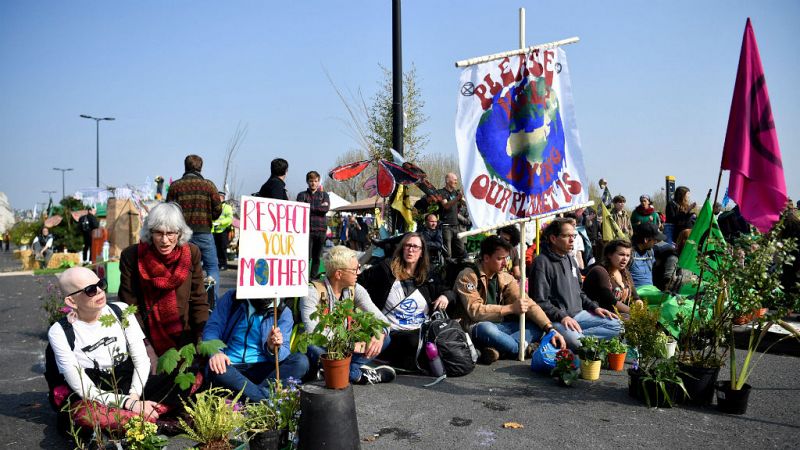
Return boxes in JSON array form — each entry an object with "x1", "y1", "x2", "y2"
[{"x1": 203, "y1": 290, "x2": 309, "y2": 402}]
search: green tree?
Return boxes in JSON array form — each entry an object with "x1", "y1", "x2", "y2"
[{"x1": 367, "y1": 64, "x2": 429, "y2": 162}]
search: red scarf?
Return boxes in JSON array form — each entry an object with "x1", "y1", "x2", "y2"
[{"x1": 137, "y1": 242, "x2": 192, "y2": 355}]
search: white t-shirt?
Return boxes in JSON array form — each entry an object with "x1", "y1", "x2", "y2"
[
  {"x1": 569, "y1": 232, "x2": 585, "y2": 266},
  {"x1": 48, "y1": 302, "x2": 150, "y2": 407},
  {"x1": 383, "y1": 280, "x2": 428, "y2": 331}
]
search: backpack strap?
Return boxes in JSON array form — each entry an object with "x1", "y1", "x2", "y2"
[{"x1": 56, "y1": 302, "x2": 124, "y2": 351}]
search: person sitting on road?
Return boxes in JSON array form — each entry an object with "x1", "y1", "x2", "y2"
[
  {"x1": 529, "y1": 218, "x2": 621, "y2": 350},
  {"x1": 203, "y1": 289, "x2": 309, "y2": 402},
  {"x1": 420, "y1": 213, "x2": 444, "y2": 265},
  {"x1": 48, "y1": 267, "x2": 174, "y2": 435},
  {"x1": 32, "y1": 226, "x2": 54, "y2": 269},
  {"x1": 358, "y1": 233, "x2": 454, "y2": 370},
  {"x1": 118, "y1": 202, "x2": 210, "y2": 373},
  {"x1": 652, "y1": 229, "x2": 697, "y2": 292},
  {"x1": 300, "y1": 245, "x2": 395, "y2": 384},
  {"x1": 455, "y1": 235, "x2": 566, "y2": 365},
  {"x1": 629, "y1": 222, "x2": 667, "y2": 288},
  {"x1": 497, "y1": 225, "x2": 522, "y2": 280},
  {"x1": 582, "y1": 239, "x2": 641, "y2": 315}
]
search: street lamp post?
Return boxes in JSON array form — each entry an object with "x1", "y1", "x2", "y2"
[
  {"x1": 53, "y1": 167, "x2": 73, "y2": 200},
  {"x1": 80, "y1": 115, "x2": 115, "y2": 188}
]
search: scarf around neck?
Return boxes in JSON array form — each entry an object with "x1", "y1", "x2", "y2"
[{"x1": 137, "y1": 242, "x2": 192, "y2": 355}]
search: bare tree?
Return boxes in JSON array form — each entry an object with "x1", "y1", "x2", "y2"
[
  {"x1": 222, "y1": 122, "x2": 248, "y2": 198},
  {"x1": 416, "y1": 152, "x2": 459, "y2": 190}
]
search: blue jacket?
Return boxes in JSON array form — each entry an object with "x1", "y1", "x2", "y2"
[{"x1": 203, "y1": 289, "x2": 293, "y2": 363}]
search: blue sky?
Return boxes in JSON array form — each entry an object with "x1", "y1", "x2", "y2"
[{"x1": 1, "y1": 0, "x2": 798, "y2": 211}]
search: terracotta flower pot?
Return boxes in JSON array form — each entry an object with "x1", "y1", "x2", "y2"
[
  {"x1": 607, "y1": 353, "x2": 626, "y2": 371},
  {"x1": 320, "y1": 353, "x2": 352, "y2": 389},
  {"x1": 733, "y1": 307, "x2": 769, "y2": 325},
  {"x1": 580, "y1": 359, "x2": 601, "y2": 381}
]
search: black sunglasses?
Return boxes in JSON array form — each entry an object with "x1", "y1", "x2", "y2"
[{"x1": 67, "y1": 278, "x2": 108, "y2": 297}]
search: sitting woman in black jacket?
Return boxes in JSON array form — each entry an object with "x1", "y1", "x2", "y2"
[
  {"x1": 583, "y1": 239, "x2": 640, "y2": 315},
  {"x1": 358, "y1": 233, "x2": 454, "y2": 370}
]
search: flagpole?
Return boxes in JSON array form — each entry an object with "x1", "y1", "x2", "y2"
[
  {"x1": 681, "y1": 189, "x2": 713, "y2": 355},
  {"x1": 517, "y1": 7, "x2": 527, "y2": 362}
]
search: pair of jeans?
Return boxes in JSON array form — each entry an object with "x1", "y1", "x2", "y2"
[
  {"x1": 471, "y1": 320, "x2": 544, "y2": 357},
  {"x1": 207, "y1": 353, "x2": 310, "y2": 402},
  {"x1": 553, "y1": 310, "x2": 623, "y2": 350},
  {"x1": 190, "y1": 232, "x2": 219, "y2": 297},
  {"x1": 307, "y1": 334, "x2": 392, "y2": 382}
]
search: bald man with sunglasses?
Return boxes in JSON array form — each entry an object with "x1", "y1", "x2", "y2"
[{"x1": 47, "y1": 267, "x2": 175, "y2": 432}]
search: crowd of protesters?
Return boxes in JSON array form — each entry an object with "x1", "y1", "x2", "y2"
[{"x1": 45, "y1": 156, "x2": 800, "y2": 444}]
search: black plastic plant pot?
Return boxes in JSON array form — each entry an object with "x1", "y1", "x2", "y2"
[
  {"x1": 298, "y1": 382, "x2": 360, "y2": 450},
  {"x1": 250, "y1": 429, "x2": 289, "y2": 450},
  {"x1": 639, "y1": 379, "x2": 678, "y2": 408},
  {"x1": 677, "y1": 364, "x2": 720, "y2": 406},
  {"x1": 627, "y1": 368, "x2": 642, "y2": 399},
  {"x1": 716, "y1": 381, "x2": 752, "y2": 415}
]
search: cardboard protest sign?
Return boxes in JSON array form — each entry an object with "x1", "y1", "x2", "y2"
[{"x1": 237, "y1": 195, "x2": 310, "y2": 298}]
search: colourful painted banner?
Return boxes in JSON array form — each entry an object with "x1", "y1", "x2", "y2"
[
  {"x1": 455, "y1": 48, "x2": 588, "y2": 228},
  {"x1": 237, "y1": 195, "x2": 310, "y2": 298}
]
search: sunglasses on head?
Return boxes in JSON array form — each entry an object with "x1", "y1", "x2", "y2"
[{"x1": 67, "y1": 278, "x2": 108, "y2": 297}]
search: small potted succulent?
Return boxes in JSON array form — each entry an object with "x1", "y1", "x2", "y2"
[
  {"x1": 577, "y1": 336, "x2": 605, "y2": 381},
  {"x1": 603, "y1": 337, "x2": 627, "y2": 371},
  {"x1": 295, "y1": 297, "x2": 388, "y2": 389},
  {"x1": 551, "y1": 349, "x2": 580, "y2": 386}
]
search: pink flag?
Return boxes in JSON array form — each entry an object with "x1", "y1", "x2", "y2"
[{"x1": 721, "y1": 18, "x2": 787, "y2": 233}]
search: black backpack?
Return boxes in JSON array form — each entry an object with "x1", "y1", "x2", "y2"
[
  {"x1": 44, "y1": 302, "x2": 124, "y2": 411},
  {"x1": 416, "y1": 310, "x2": 477, "y2": 377}
]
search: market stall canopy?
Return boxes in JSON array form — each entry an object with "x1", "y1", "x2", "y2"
[
  {"x1": 333, "y1": 195, "x2": 385, "y2": 212},
  {"x1": 327, "y1": 192, "x2": 350, "y2": 214}
]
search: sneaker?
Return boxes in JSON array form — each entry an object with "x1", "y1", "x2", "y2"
[
  {"x1": 478, "y1": 347, "x2": 500, "y2": 365},
  {"x1": 356, "y1": 365, "x2": 396, "y2": 385}
]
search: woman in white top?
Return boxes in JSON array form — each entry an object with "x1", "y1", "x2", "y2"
[{"x1": 358, "y1": 233, "x2": 454, "y2": 370}]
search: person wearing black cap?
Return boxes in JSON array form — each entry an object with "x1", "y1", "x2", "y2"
[{"x1": 629, "y1": 222, "x2": 667, "y2": 288}]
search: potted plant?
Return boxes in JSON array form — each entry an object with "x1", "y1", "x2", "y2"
[
  {"x1": 244, "y1": 378, "x2": 302, "y2": 450},
  {"x1": 577, "y1": 336, "x2": 605, "y2": 381},
  {"x1": 604, "y1": 337, "x2": 627, "y2": 371},
  {"x1": 123, "y1": 415, "x2": 168, "y2": 450},
  {"x1": 700, "y1": 228, "x2": 800, "y2": 414},
  {"x1": 639, "y1": 358, "x2": 689, "y2": 408},
  {"x1": 674, "y1": 303, "x2": 726, "y2": 406},
  {"x1": 623, "y1": 301, "x2": 663, "y2": 399},
  {"x1": 179, "y1": 387, "x2": 246, "y2": 450},
  {"x1": 551, "y1": 349, "x2": 580, "y2": 386},
  {"x1": 295, "y1": 297, "x2": 388, "y2": 389}
]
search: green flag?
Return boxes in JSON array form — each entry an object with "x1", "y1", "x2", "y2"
[
  {"x1": 600, "y1": 201, "x2": 626, "y2": 242},
  {"x1": 677, "y1": 198, "x2": 726, "y2": 276}
]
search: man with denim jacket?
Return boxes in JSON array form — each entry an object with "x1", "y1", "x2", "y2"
[{"x1": 203, "y1": 289, "x2": 309, "y2": 401}]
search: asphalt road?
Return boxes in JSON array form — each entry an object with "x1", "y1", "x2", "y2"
[{"x1": 1, "y1": 259, "x2": 798, "y2": 449}]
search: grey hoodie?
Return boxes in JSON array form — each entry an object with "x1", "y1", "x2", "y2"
[{"x1": 529, "y1": 244, "x2": 599, "y2": 322}]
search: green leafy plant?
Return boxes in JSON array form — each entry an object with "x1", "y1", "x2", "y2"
[
  {"x1": 244, "y1": 377, "x2": 302, "y2": 436},
  {"x1": 577, "y1": 336, "x2": 605, "y2": 362},
  {"x1": 295, "y1": 297, "x2": 388, "y2": 360},
  {"x1": 697, "y1": 227, "x2": 800, "y2": 390},
  {"x1": 157, "y1": 340, "x2": 226, "y2": 390},
  {"x1": 639, "y1": 358, "x2": 689, "y2": 408},
  {"x1": 179, "y1": 387, "x2": 246, "y2": 449},
  {"x1": 624, "y1": 301, "x2": 662, "y2": 371},
  {"x1": 551, "y1": 349, "x2": 579, "y2": 386},
  {"x1": 124, "y1": 415, "x2": 167, "y2": 450},
  {"x1": 603, "y1": 337, "x2": 627, "y2": 355}
]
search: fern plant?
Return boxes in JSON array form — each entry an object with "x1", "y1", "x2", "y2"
[{"x1": 179, "y1": 387, "x2": 245, "y2": 449}]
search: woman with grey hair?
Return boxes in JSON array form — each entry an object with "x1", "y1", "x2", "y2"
[{"x1": 119, "y1": 202, "x2": 209, "y2": 373}]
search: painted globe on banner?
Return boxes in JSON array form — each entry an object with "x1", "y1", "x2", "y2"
[{"x1": 475, "y1": 77, "x2": 565, "y2": 196}]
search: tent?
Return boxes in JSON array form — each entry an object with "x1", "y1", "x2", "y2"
[
  {"x1": 333, "y1": 195, "x2": 386, "y2": 213},
  {"x1": 326, "y1": 192, "x2": 350, "y2": 215}
]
